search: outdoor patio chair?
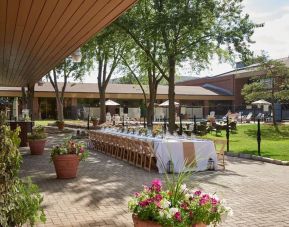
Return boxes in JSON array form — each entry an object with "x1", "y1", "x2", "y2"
[
  {"x1": 135, "y1": 140, "x2": 145, "y2": 168},
  {"x1": 129, "y1": 139, "x2": 138, "y2": 165},
  {"x1": 246, "y1": 112, "x2": 253, "y2": 123},
  {"x1": 229, "y1": 122, "x2": 237, "y2": 133},
  {"x1": 211, "y1": 124, "x2": 222, "y2": 136},
  {"x1": 196, "y1": 124, "x2": 207, "y2": 136},
  {"x1": 213, "y1": 139, "x2": 226, "y2": 170}
]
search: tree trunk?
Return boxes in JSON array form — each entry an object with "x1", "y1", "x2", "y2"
[
  {"x1": 56, "y1": 96, "x2": 64, "y2": 121},
  {"x1": 27, "y1": 85, "x2": 35, "y2": 120},
  {"x1": 272, "y1": 102, "x2": 277, "y2": 126},
  {"x1": 99, "y1": 89, "x2": 106, "y2": 124},
  {"x1": 168, "y1": 56, "x2": 176, "y2": 134}
]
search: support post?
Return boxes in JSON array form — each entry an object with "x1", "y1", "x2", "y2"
[
  {"x1": 257, "y1": 119, "x2": 261, "y2": 156},
  {"x1": 163, "y1": 116, "x2": 167, "y2": 134},
  {"x1": 226, "y1": 116, "x2": 230, "y2": 152}
]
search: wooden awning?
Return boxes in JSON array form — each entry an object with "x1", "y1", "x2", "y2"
[{"x1": 0, "y1": 0, "x2": 136, "y2": 87}]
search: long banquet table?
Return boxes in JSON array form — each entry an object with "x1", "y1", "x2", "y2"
[{"x1": 89, "y1": 129, "x2": 218, "y2": 173}]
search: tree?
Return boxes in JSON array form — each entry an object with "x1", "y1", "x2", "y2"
[
  {"x1": 47, "y1": 58, "x2": 86, "y2": 121},
  {"x1": 82, "y1": 26, "x2": 125, "y2": 124},
  {"x1": 241, "y1": 55, "x2": 289, "y2": 126},
  {"x1": 121, "y1": 38, "x2": 166, "y2": 127},
  {"x1": 118, "y1": 0, "x2": 256, "y2": 133}
]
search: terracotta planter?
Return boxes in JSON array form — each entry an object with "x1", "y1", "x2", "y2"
[
  {"x1": 53, "y1": 154, "x2": 79, "y2": 179},
  {"x1": 57, "y1": 122, "x2": 64, "y2": 130},
  {"x1": 92, "y1": 120, "x2": 98, "y2": 127},
  {"x1": 28, "y1": 139, "x2": 46, "y2": 155},
  {"x1": 132, "y1": 215, "x2": 161, "y2": 227},
  {"x1": 192, "y1": 223, "x2": 206, "y2": 227}
]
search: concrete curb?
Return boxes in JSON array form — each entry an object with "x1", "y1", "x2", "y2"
[{"x1": 225, "y1": 151, "x2": 289, "y2": 166}]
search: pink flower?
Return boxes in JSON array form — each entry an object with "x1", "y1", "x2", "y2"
[
  {"x1": 211, "y1": 197, "x2": 219, "y2": 206},
  {"x1": 79, "y1": 147, "x2": 84, "y2": 153},
  {"x1": 134, "y1": 192, "x2": 140, "y2": 197},
  {"x1": 154, "y1": 194, "x2": 163, "y2": 202},
  {"x1": 151, "y1": 179, "x2": 162, "y2": 192},
  {"x1": 174, "y1": 211, "x2": 182, "y2": 222},
  {"x1": 139, "y1": 200, "x2": 149, "y2": 207},
  {"x1": 180, "y1": 202, "x2": 188, "y2": 210},
  {"x1": 199, "y1": 194, "x2": 210, "y2": 205},
  {"x1": 194, "y1": 190, "x2": 202, "y2": 196}
]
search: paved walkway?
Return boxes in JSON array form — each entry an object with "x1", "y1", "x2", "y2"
[{"x1": 20, "y1": 131, "x2": 289, "y2": 227}]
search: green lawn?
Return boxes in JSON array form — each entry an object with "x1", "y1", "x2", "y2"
[
  {"x1": 201, "y1": 124, "x2": 289, "y2": 161},
  {"x1": 34, "y1": 120, "x2": 86, "y2": 127}
]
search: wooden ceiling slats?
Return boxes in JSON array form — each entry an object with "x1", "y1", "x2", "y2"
[
  {"x1": 14, "y1": 0, "x2": 66, "y2": 86},
  {"x1": 9, "y1": 0, "x2": 47, "y2": 85},
  {"x1": 4, "y1": 0, "x2": 20, "y2": 84},
  {"x1": 20, "y1": 0, "x2": 85, "y2": 81},
  {"x1": 7, "y1": 0, "x2": 33, "y2": 86},
  {"x1": 0, "y1": 0, "x2": 8, "y2": 79},
  {"x1": 29, "y1": 0, "x2": 112, "y2": 82},
  {"x1": 0, "y1": 0, "x2": 137, "y2": 86}
]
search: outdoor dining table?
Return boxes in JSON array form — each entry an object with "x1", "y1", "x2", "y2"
[{"x1": 92, "y1": 129, "x2": 218, "y2": 173}]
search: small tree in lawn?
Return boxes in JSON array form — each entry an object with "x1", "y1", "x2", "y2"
[
  {"x1": 118, "y1": 0, "x2": 257, "y2": 133},
  {"x1": 47, "y1": 58, "x2": 86, "y2": 122},
  {"x1": 242, "y1": 55, "x2": 289, "y2": 126},
  {"x1": 82, "y1": 26, "x2": 125, "y2": 124}
]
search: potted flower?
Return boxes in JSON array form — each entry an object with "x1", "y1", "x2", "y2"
[
  {"x1": 128, "y1": 179, "x2": 232, "y2": 226},
  {"x1": 50, "y1": 140, "x2": 89, "y2": 179},
  {"x1": 56, "y1": 120, "x2": 64, "y2": 130},
  {"x1": 91, "y1": 117, "x2": 98, "y2": 127},
  {"x1": 27, "y1": 125, "x2": 47, "y2": 155}
]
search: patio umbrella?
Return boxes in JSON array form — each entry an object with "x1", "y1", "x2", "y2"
[
  {"x1": 252, "y1": 100, "x2": 271, "y2": 105},
  {"x1": 159, "y1": 100, "x2": 180, "y2": 107},
  {"x1": 105, "y1": 99, "x2": 120, "y2": 106}
]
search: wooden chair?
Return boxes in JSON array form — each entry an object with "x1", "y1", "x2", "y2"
[
  {"x1": 135, "y1": 140, "x2": 144, "y2": 168},
  {"x1": 142, "y1": 141, "x2": 155, "y2": 172},
  {"x1": 213, "y1": 139, "x2": 226, "y2": 170},
  {"x1": 129, "y1": 138, "x2": 138, "y2": 165}
]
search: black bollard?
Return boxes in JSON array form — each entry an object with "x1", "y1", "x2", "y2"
[
  {"x1": 257, "y1": 119, "x2": 261, "y2": 156},
  {"x1": 226, "y1": 116, "x2": 230, "y2": 152},
  {"x1": 87, "y1": 114, "x2": 90, "y2": 130},
  {"x1": 193, "y1": 115, "x2": 197, "y2": 134},
  {"x1": 163, "y1": 116, "x2": 167, "y2": 134},
  {"x1": 179, "y1": 114, "x2": 183, "y2": 135},
  {"x1": 122, "y1": 115, "x2": 125, "y2": 127}
]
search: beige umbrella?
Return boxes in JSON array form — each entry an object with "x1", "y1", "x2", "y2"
[
  {"x1": 159, "y1": 100, "x2": 180, "y2": 107},
  {"x1": 105, "y1": 99, "x2": 120, "y2": 106},
  {"x1": 252, "y1": 100, "x2": 271, "y2": 105}
]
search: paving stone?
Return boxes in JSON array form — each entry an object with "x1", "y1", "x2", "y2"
[{"x1": 20, "y1": 132, "x2": 289, "y2": 226}]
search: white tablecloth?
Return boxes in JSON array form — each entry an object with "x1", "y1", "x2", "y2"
[{"x1": 91, "y1": 129, "x2": 218, "y2": 173}]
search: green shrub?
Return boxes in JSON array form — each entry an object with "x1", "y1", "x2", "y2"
[
  {"x1": 0, "y1": 112, "x2": 46, "y2": 226},
  {"x1": 28, "y1": 125, "x2": 47, "y2": 140}
]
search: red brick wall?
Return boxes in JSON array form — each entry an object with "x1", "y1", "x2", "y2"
[
  {"x1": 177, "y1": 75, "x2": 235, "y2": 93},
  {"x1": 234, "y1": 78, "x2": 249, "y2": 108}
]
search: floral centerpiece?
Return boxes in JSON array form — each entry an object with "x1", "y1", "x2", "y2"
[
  {"x1": 152, "y1": 125, "x2": 162, "y2": 137},
  {"x1": 129, "y1": 179, "x2": 232, "y2": 226},
  {"x1": 51, "y1": 140, "x2": 89, "y2": 179}
]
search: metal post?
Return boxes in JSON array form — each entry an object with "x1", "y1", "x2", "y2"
[
  {"x1": 143, "y1": 116, "x2": 146, "y2": 128},
  {"x1": 87, "y1": 104, "x2": 90, "y2": 130},
  {"x1": 257, "y1": 119, "x2": 261, "y2": 156},
  {"x1": 122, "y1": 115, "x2": 125, "y2": 127},
  {"x1": 179, "y1": 114, "x2": 182, "y2": 135},
  {"x1": 193, "y1": 115, "x2": 197, "y2": 134},
  {"x1": 163, "y1": 116, "x2": 167, "y2": 134},
  {"x1": 226, "y1": 116, "x2": 230, "y2": 152},
  {"x1": 240, "y1": 112, "x2": 242, "y2": 124}
]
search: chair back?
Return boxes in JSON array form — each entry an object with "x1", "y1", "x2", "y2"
[{"x1": 213, "y1": 139, "x2": 226, "y2": 155}]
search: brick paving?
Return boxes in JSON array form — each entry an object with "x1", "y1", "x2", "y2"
[{"x1": 20, "y1": 131, "x2": 289, "y2": 227}]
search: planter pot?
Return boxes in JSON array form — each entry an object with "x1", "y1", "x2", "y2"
[
  {"x1": 53, "y1": 154, "x2": 79, "y2": 179},
  {"x1": 132, "y1": 215, "x2": 161, "y2": 227},
  {"x1": 28, "y1": 139, "x2": 46, "y2": 155},
  {"x1": 57, "y1": 122, "x2": 64, "y2": 130},
  {"x1": 92, "y1": 120, "x2": 98, "y2": 127},
  {"x1": 193, "y1": 223, "x2": 206, "y2": 227}
]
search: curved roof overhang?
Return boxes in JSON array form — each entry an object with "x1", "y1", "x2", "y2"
[{"x1": 0, "y1": 0, "x2": 137, "y2": 87}]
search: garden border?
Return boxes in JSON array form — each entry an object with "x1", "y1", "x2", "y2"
[{"x1": 225, "y1": 152, "x2": 289, "y2": 166}]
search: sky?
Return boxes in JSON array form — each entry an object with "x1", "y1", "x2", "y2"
[{"x1": 82, "y1": 0, "x2": 289, "y2": 83}]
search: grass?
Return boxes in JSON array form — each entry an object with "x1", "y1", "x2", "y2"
[
  {"x1": 201, "y1": 124, "x2": 289, "y2": 161},
  {"x1": 34, "y1": 119, "x2": 86, "y2": 127}
]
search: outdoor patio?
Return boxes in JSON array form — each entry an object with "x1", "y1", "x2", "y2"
[{"x1": 20, "y1": 131, "x2": 289, "y2": 227}]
